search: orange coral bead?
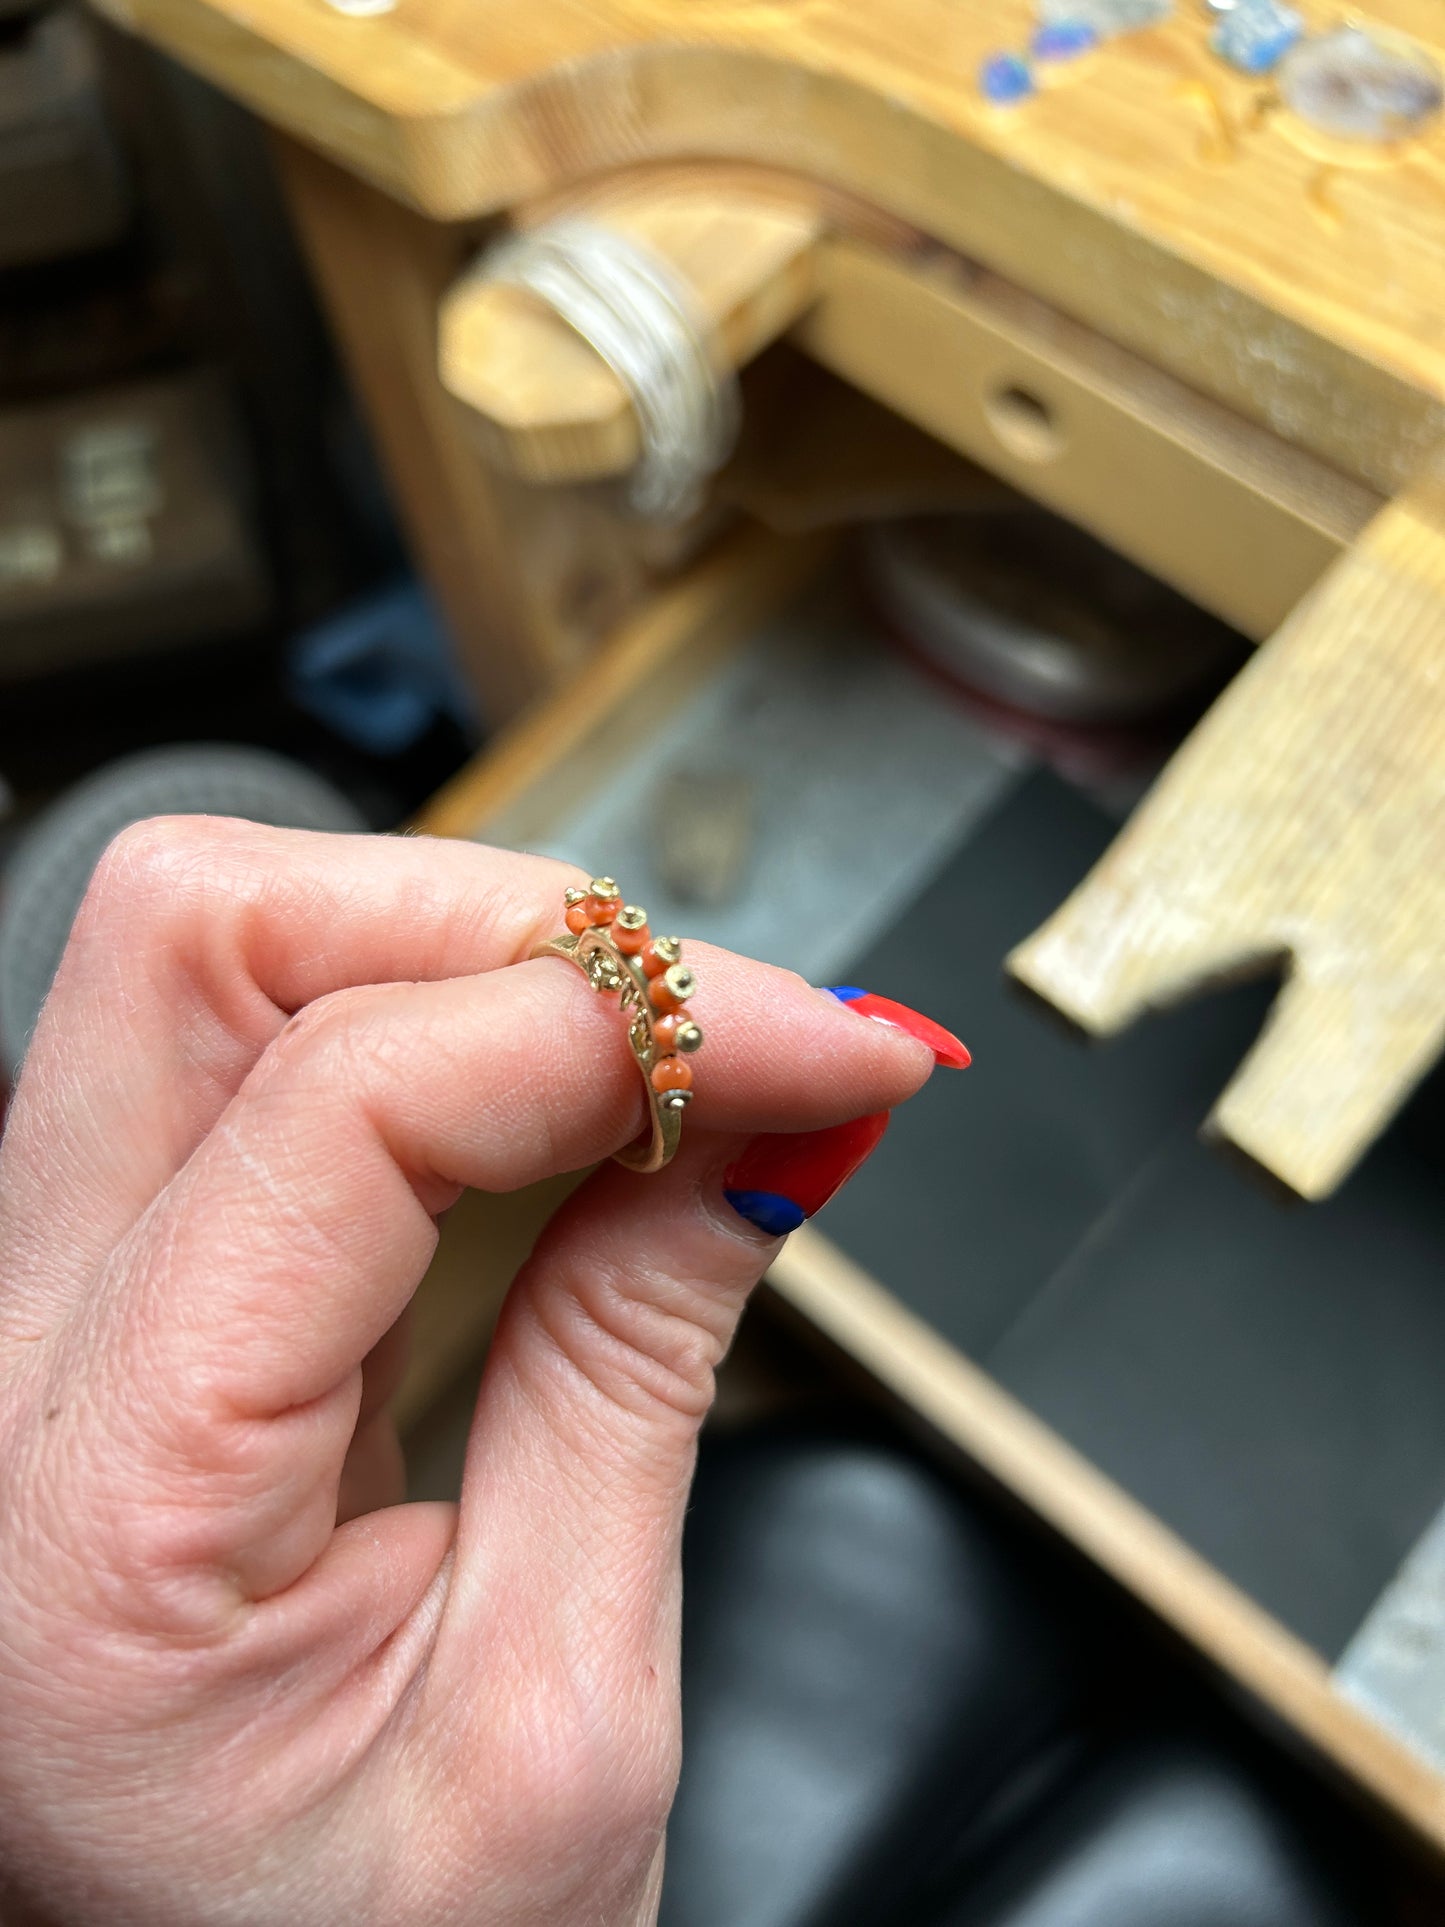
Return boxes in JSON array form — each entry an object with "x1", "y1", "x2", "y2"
[
  {"x1": 652, "y1": 1012, "x2": 682, "y2": 1054},
  {"x1": 641, "y1": 936, "x2": 681, "y2": 978},
  {"x1": 565, "y1": 905, "x2": 589, "y2": 935},
  {"x1": 586, "y1": 894, "x2": 619, "y2": 926},
  {"x1": 651, "y1": 1057, "x2": 693, "y2": 1094},
  {"x1": 614, "y1": 919, "x2": 649, "y2": 955},
  {"x1": 647, "y1": 964, "x2": 695, "y2": 1015}
]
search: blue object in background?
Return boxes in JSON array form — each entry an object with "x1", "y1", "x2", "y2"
[
  {"x1": 1031, "y1": 19, "x2": 1099, "y2": 60},
  {"x1": 287, "y1": 581, "x2": 478, "y2": 756},
  {"x1": 980, "y1": 52, "x2": 1036, "y2": 103},
  {"x1": 1210, "y1": 0, "x2": 1302, "y2": 74}
]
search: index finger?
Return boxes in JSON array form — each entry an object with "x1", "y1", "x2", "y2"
[{"x1": 1, "y1": 819, "x2": 584, "y2": 1310}]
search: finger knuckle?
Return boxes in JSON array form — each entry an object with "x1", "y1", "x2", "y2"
[
  {"x1": 80, "y1": 816, "x2": 230, "y2": 929},
  {"x1": 12, "y1": 1391, "x2": 242, "y2": 1648},
  {"x1": 536, "y1": 1264, "x2": 727, "y2": 1430},
  {"x1": 50, "y1": 818, "x2": 278, "y2": 1058}
]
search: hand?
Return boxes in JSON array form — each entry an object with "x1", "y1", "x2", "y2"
[{"x1": 0, "y1": 821, "x2": 931, "y2": 1925}]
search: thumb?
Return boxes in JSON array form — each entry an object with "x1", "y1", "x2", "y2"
[{"x1": 427, "y1": 1114, "x2": 888, "y2": 1723}]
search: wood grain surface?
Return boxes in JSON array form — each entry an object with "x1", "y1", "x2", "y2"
[
  {"x1": 1010, "y1": 472, "x2": 1445, "y2": 1200},
  {"x1": 96, "y1": 0, "x2": 1445, "y2": 490},
  {"x1": 795, "y1": 239, "x2": 1380, "y2": 641}
]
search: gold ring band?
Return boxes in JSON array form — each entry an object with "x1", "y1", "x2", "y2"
[{"x1": 532, "y1": 877, "x2": 702, "y2": 1173}]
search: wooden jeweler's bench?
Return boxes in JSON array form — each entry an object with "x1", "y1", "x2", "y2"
[{"x1": 94, "y1": 0, "x2": 1445, "y2": 1866}]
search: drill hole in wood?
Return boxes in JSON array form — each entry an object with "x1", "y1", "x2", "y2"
[{"x1": 985, "y1": 383, "x2": 1065, "y2": 463}]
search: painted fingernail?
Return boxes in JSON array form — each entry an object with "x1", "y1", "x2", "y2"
[
  {"x1": 824, "y1": 987, "x2": 972, "y2": 1069},
  {"x1": 723, "y1": 1112, "x2": 890, "y2": 1237}
]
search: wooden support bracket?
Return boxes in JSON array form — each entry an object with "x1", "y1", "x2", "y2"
[
  {"x1": 1009, "y1": 473, "x2": 1445, "y2": 1200},
  {"x1": 444, "y1": 210, "x2": 1380, "y2": 643},
  {"x1": 439, "y1": 180, "x2": 823, "y2": 486}
]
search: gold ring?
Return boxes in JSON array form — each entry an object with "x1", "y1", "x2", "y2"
[{"x1": 532, "y1": 877, "x2": 702, "y2": 1173}]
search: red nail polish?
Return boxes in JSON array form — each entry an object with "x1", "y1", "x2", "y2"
[
  {"x1": 723, "y1": 1112, "x2": 890, "y2": 1236},
  {"x1": 825, "y1": 987, "x2": 971, "y2": 1069}
]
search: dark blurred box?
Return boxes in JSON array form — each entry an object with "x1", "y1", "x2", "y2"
[
  {"x1": 0, "y1": 370, "x2": 271, "y2": 678},
  {"x1": 0, "y1": 6, "x2": 130, "y2": 270}
]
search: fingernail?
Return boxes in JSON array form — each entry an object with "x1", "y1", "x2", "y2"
[
  {"x1": 825, "y1": 987, "x2": 971, "y2": 1069},
  {"x1": 723, "y1": 1112, "x2": 890, "y2": 1237}
]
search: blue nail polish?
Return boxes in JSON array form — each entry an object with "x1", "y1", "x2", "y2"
[
  {"x1": 824, "y1": 985, "x2": 867, "y2": 1003},
  {"x1": 722, "y1": 1188, "x2": 808, "y2": 1236}
]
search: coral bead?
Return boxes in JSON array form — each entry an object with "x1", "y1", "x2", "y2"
[
  {"x1": 651, "y1": 1057, "x2": 693, "y2": 1094},
  {"x1": 565, "y1": 905, "x2": 589, "y2": 935},
  {"x1": 648, "y1": 963, "x2": 695, "y2": 1014},
  {"x1": 614, "y1": 907, "x2": 649, "y2": 954},
  {"x1": 585, "y1": 877, "x2": 621, "y2": 925},
  {"x1": 652, "y1": 1012, "x2": 683, "y2": 1054},
  {"x1": 641, "y1": 935, "x2": 681, "y2": 978}
]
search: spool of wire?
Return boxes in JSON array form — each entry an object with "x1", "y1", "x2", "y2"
[{"x1": 479, "y1": 220, "x2": 740, "y2": 524}]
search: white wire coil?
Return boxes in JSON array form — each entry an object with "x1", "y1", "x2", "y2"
[{"x1": 478, "y1": 219, "x2": 741, "y2": 524}]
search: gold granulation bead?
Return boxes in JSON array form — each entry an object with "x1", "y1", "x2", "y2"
[
  {"x1": 615, "y1": 904, "x2": 648, "y2": 934},
  {"x1": 564, "y1": 886, "x2": 588, "y2": 907},
  {"x1": 676, "y1": 1021, "x2": 703, "y2": 1053},
  {"x1": 588, "y1": 876, "x2": 620, "y2": 901},
  {"x1": 660, "y1": 1089, "x2": 692, "y2": 1110},
  {"x1": 651, "y1": 935, "x2": 682, "y2": 967}
]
